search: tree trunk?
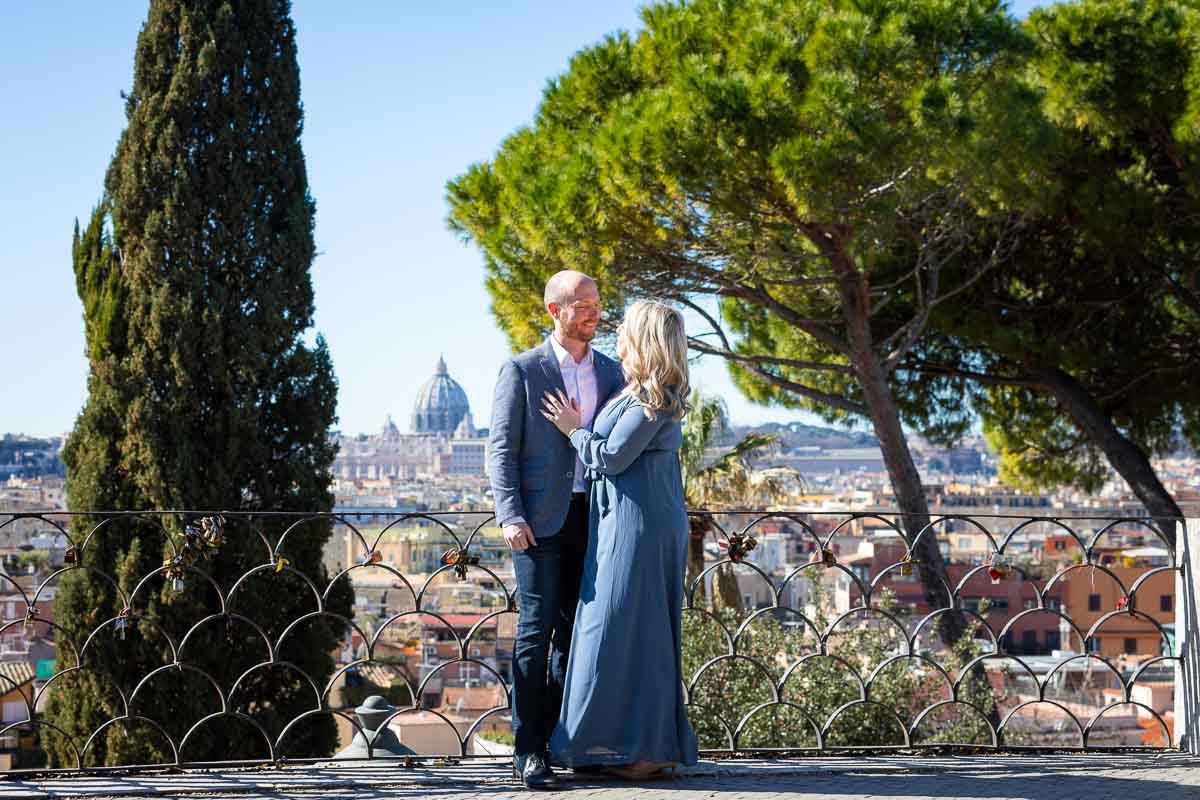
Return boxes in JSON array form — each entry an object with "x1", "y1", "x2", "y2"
[
  {"x1": 857, "y1": 354, "x2": 969, "y2": 645},
  {"x1": 687, "y1": 515, "x2": 743, "y2": 613},
  {"x1": 1032, "y1": 365, "x2": 1181, "y2": 548},
  {"x1": 836, "y1": 267, "x2": 968, "y2": 646},
  {"x1": 715, "y1": 569, "x2": 743, "y2": 612},
  {"x1": 837, "y1": 269, "x2": 1001, "y2": 732},
  {"x1": 687, "y1": 516, "x2": 708, "y2": 605}
]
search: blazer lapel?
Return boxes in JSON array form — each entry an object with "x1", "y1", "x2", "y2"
[
  {"x1": 539, "y1": 338, "x2": 568, "y2": 398},
  {"x1": 600, "y1": 353, "x2": 624, "y2": 405}
]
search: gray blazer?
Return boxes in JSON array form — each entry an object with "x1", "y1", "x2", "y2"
[{"x1": 488, "y1": 337, "x2": 625, "y2": 538}]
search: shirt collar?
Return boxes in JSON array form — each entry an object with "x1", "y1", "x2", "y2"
[{"x1": 549, "y1": 335, "x2": 594, "y2": 368}]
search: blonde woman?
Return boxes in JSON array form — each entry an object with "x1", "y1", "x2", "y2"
[{"x1": 540, "y1": 299, "x2": 699, "y2": 778}]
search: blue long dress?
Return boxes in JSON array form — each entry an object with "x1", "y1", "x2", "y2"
[{"x1": 548, "y1": 392, "x2": 699, "y2": 767}]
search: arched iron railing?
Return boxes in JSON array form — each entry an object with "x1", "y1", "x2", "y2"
[{"x1": 0, "y1": 510, "x2": 1183, "y2": 773}]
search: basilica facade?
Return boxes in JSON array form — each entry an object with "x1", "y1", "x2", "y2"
[{"x1": 332, "y1": 358, "x2": 488, "y2": 480}]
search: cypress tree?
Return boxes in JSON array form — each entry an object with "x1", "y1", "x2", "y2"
[{"x1": 47, "y1": 0, "x2": 350, "y2": 767}]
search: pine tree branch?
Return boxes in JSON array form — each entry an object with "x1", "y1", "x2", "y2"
[{"x1": 687, "y1": 337, "x2": 855, "y2": 374}]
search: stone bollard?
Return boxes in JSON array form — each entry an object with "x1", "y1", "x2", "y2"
[{"x1": 334, "y1": 695, "x2": 416, "y2": 759}]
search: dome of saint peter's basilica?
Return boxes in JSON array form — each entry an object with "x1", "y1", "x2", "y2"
[{"x1": 411, "y1": 356, "x2": 471, "y2": 435}]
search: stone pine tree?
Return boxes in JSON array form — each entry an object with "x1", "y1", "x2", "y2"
[
  {"x1": 448, "y1": 0, "x2": 1032, "y2": 653},
  {"x1": 46, "y1": 0, "x2": 351, "y2": 767},
  {"x1": 885, "y1": 0, "x2": 1200, "y2": 547}
]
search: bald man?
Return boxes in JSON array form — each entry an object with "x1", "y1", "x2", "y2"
[{"x1": 488, "y1": 271, "x2": 625, "y2": 788}]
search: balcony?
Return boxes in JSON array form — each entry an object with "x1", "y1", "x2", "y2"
[{"x1": 0, "y1": 509, "x2": 1197, "y2": 796}]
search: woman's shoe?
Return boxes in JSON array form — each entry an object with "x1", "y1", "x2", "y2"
[{"x1": 644, "y1": 761, "x2": 678, "y2": 778}]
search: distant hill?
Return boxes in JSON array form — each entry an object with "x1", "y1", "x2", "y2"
[
  {"x1": 726, "y1": 421, "x2": 879, "y2": 451},
  {"x1": 0, "y1": 435, "x2": 65, "y2": 479}
]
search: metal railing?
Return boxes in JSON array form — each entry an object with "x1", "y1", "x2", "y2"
[{"x1": 0, "y1": 509, "x2": 1185, "y2": 773}]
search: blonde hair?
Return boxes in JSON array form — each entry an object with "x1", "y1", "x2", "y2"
[{"x1": 619, "y1": 300, "x2": 692, "y2": 421}]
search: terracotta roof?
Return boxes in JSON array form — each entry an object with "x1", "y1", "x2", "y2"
[
  {"x1": 357, "y1": 662, "x2": 407, "y2": 689},
  {"x1": 440, "y1": 685, "x2": 506, "y2": 711}
]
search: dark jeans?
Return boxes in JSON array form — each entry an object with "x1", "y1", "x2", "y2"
[{"x1": 510, "y1": 493, "x2": 589, "y2": 757}]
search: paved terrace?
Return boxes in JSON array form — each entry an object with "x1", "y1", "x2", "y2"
[{"x1": 1, "y1": 754, "x2": 1199, "y2": 800}]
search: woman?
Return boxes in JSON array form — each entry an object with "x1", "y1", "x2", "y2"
[{"x1": 539, "y1": 299, "x2": 699, "y2": 779}]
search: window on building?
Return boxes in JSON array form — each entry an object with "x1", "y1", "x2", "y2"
[
  {"x1": 1046, "y1": 631, "x2": 1061, "y2": 651},
  {"x1": 1086, "y1": 638, "x2": 1100, "y2": 654},
  {"x1": 957, "y1": 537, "x2": 972, "y2": 551},
  {"x1": 1023, "y1": 599, "x2": 1037, "y2": 611},
  {"x1": 1055, "y1": 540, "x2": 1066, "y2": 551},
  {"x1": 1021, "y1": 630, "x2": 1037, "y2": 652},
  {"x1": 1046, "y1": 598, "x2": 1062, "y2": 611},
  {"x1": 1161, "y1": 595, "x2": 1173, "y2": 613},
  {"x1": 991, "y1": 598, "x2": 1010, "y2": 612},
  {"x1": 1124, "y1": 637, "x2": 1138, "y2": 655},
  {"x1": 1, "y1": 701, "x2": 25, "y2": 724},
  {"x1": 1088, "y1": 594, "x2": 1101, "y2": 612}
]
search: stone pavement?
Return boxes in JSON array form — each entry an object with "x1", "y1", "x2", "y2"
[{"x1": 2, "y1": 753, "x2": 1199, "y2": 800}]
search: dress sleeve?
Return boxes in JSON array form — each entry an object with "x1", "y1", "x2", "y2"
[{"x1": 568, "y1": 397, "x2": 668, "y2": 476}]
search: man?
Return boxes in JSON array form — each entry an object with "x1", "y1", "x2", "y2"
[{"x1": 488, "y1": 270, "x2": 624, "y2": 789}]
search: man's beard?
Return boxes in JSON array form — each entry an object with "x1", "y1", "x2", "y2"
[{"x1": 563, "y1": 320, "x2": 597, "y2": 342}]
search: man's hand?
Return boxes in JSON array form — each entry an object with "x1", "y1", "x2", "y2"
[{"x1": 503, "y1": 522, "x2": 536, "y2": 551}]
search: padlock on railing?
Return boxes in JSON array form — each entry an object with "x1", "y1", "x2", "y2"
[{"x1": 440, "y1": 547, "x2": 479, "y2": 580}]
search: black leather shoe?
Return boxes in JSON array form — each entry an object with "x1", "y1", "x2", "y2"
[{"x1": 520, "y1": 752, "x2": 560, "y2": 789}]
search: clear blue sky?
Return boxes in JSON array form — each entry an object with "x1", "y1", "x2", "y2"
[{"x1": 0, "y1": 1, "x2": 1042, "y2": 439}]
